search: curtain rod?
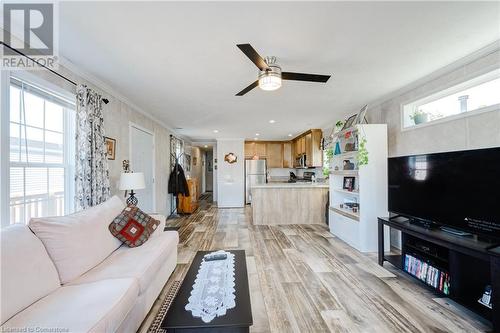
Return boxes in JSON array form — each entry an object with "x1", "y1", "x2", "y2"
[{"x1": 1, "y1": 41, "x2": 109, "y2": 104}]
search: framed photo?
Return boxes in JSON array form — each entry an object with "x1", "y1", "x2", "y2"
[
  {"x1": 354, "y1": 105, "x2": 368, "y2": 125},
  {"x1": 343, "y1": 176, "x2": 356, "y2": 191},
  {"x1": 341, "y1": 114, "x2": 357, "y2": 131},
  {"x1": 104, "y1": 137, "x2": 116, "y2": 160},
  {"x1": 343, "y1": 160, "x2": 355, "y2": 170}
]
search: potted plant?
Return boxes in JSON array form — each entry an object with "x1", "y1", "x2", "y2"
[
  {"x1": 334, "y1": 120, "x2": 344, "y2": 133},
  {"x1": 410, "y1": 109, "x2": 429, "y2": 125}
]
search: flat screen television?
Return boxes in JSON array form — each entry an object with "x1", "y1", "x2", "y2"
[{"x1": 388, "y1": 147, "x2": 500, "y2": 240}]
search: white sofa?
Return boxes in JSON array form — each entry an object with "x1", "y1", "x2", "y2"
[{"x1": 0, "y1": 196, "x2": 179, "y2": 333}]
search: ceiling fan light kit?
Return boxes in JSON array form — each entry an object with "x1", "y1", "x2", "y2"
[
  {"x1": 236, "y1": 43, "x2": 331, "y2": 96},
  {"x1": 258, "y1": 57, "x2": 282, "y2": 91}
]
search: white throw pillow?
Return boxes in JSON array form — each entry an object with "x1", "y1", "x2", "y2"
[
  {"x1": 29, "y1": 196, "x2": 125, "y2": 284},
  {"x1": 0, "y1": 224, "x2": 61, "y2": 324}
]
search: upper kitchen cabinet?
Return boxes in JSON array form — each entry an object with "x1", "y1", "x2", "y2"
[
  {"x1": 244, "y1": 129, "x2": 322, "y2": 168},
  {"x1": 266, "y1": 143, "x2": 283, "y2": 168},
  {"x1": 283, "y1": 142, "x2": 293, "y2": 168},
  {"x1": 294, "y1": 136, "x2": 306, "y2": 156},
  {"x1": 293, "y1": 129, "x2": 323, "y2": 167},
  {"x1": 244, "y1": 142, "x2": 267, "y2": 159},
  {"x1": 308, "y1": 129, "x2": 323, "y2": 167}
]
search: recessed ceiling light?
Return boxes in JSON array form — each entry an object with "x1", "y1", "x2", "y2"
[
  {"x1": 254, "y1": 137, "x2": 259, "y2": 140},
  {"x1": 255, "y1": 133, "x2": 260, "y2": 136},
  {"x1": 204, "y1": 145, "x2": 208, "y2": 148},
  {"x1": 269, "y1": 120, "x2": 276, "y2": 124},
  {"x1": 213, "y1": 130, "x2": 219, "y2": 133},
  {"x1": 288, "y1": 134, "x2": 292, "y2": 137}
]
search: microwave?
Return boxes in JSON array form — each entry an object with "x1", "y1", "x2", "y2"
[{"x1": 296, "y1": 154, "x2": 307, "y2": 168}]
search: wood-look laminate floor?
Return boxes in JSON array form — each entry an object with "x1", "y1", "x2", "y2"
[{"x1": 139, "y1": 195, "x2": 491, "y2": 333}]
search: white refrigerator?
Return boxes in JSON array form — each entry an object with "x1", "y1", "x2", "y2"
[{"x1": 245, "y1": 159, "x2": 267, "y2": 204}]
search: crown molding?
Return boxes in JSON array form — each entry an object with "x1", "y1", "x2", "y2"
[
  {"x1": 320, "y1": 40, "x2": 500, "y2": 129},
  {"x1": 57, "y1": 55, "x2": 190, "y2": 141},
  {"x1": 367, "y1": 40, "x2": 500, "y2": 111}
]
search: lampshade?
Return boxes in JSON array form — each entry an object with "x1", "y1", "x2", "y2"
[{"x1": 119, "y1": 172, "x2": 146, "y2": 190}]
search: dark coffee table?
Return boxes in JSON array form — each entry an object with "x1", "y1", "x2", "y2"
[{"x1": 161, "y1": 250, "x2": 253, "y2": 333}]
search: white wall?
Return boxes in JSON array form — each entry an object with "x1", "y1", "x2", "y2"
[
  {"x1": 216, "y1": 139, "x2": 244, "y2": 208},
  {"x1": 370, "y1": 47, "x2": 500, "y2": 157},
  {"x1": 367, "y1": 45, "x2": 500, "y2": 248},
  {"x1": 5, "y1": 59, "x2": 181, "y2": 217}
]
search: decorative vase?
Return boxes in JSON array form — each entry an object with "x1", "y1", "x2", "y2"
[{"x1": 334, "y1": 141, "x2": 341, "y2": 155}]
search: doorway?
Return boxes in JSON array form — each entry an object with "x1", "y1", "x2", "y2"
[
  {"x1": 129, "y1": 123, "x2": 155, "y2": 213},
  {"x1": 205, "y1": 150, "x2": 213, "y2": 192}
]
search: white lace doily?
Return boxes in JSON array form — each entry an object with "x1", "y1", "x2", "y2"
[{"x1": 185, "y1": 250, "x2": 236, "y2": 323}]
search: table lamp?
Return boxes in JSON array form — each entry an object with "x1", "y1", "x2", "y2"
[{"x1": 119, "y1": 172, "x2": 145, "y2": 206}]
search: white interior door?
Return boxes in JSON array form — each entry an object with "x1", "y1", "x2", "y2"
[{"x1": 130, "y1": 124, "x2": 154, "y2": 213}]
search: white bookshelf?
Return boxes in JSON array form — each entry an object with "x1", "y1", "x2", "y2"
[{"x1": 328, "y1": 124, "x2": 390, "y2": 252}]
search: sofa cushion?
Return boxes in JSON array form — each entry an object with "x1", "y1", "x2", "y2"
[
  {"x1": 1, "y1": 278, "x2": 139, "y2": 333},
  {"x1": 69, "y1": 231, "x2": 179, "y2": 294},
  {"x1": 0, "y1": 225, "x2": 61, "y2": 324},
  {"x1": 29, "y1": 196, "x2": 125, "y2": 284},
  {"x1": 109, "y1": 205, "x2": 160, "y2": 247}
]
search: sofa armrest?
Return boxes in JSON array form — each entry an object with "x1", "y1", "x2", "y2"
[{"x1": 149, "y1": 214, "x2": 166, "y2": 236}]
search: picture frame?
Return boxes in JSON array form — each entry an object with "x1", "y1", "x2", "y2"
[
  {"x1": 354, "y1": 104, "x2": 368, "y2": 125},
  {"x1": 343, "y1": 176, "x2": 356, "y2": 191},
  {"x1": 343, "y1": 160, "x2": 355, "y2": 170},
  {"x1": 104, "y1": 137, "x2": 116, "y2": 160},
  {"x1": 341, "y1": 114, "x2": 357, "y2": 131}
]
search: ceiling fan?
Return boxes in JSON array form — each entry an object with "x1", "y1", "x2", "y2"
[{"x1": 236, "y1": 43, "x2": 331, "y2": 96}]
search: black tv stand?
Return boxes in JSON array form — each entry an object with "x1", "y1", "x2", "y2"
[
  {"x1": 440, "y1": 226, "x2": 473, "y2": 237},
  {"x1": 378, "y1": 217, "x2": 499, "y2": 332}
]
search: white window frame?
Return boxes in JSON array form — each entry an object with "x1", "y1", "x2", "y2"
[
  {"x1": 1, "y1": 70, "x2": 76, "y2": 227},
  {"x1": 401, "y1": 69, "x2": 500, "y2": 131}
]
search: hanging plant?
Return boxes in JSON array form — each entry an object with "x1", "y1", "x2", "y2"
[
  {"x1": 358, "y1": 137, "x2": 369, "y2": 166},
  {"x1": 326, "y1": 147, "x2": 334, "y2": 162},
  {"x1": 323, "y1": 166, "x2": 330, "y2": 178}
]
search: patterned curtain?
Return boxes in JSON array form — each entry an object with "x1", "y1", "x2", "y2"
[{"x1": 75, "y1": 84, "x2": 111, "y2": 210}]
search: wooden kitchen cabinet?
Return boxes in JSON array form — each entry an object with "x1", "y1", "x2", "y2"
[
  {"x1": 309, "y1": 129, "x2": 323, "y2": 167},
  {"x1": 245, "y1": 129, "x2": 322, "y2": 168},
  {"x1": 255, "y1": 143, "x2": 267, "y2": 157},
  {"x1": 266, "y1": 143, "x2": 283, "y2": 168},
  {"x1": 294, "y1": 137, "x2": 305, "y2": 156},
  {"x1": 282, "y1": 142, "x2": 293, "y2": 168},
  {"x1": 244, "y1": 142, "x2": 255, "y2": 158},
  {"x1": 305, "y1": 133, "x2": 312, "y2": 166},
  {"x1": 244, "y1": 142, "x2": 267, "y2": 159}
]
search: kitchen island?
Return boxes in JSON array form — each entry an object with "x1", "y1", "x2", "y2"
[{"x1": 251, "y1": 182, "x2": 329, "y2": 225}]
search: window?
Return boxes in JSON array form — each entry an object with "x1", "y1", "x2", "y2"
[
  {"x1": 8, "y1": 76, "x2": 75, "y2": 224},
  {"x1": 402, "y1": 70, "x2": 500, "y2": 129}
]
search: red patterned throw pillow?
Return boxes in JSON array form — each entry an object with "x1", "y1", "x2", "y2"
[{"x1": 109, "y1": 205, "x2": 160, "y2": 247}]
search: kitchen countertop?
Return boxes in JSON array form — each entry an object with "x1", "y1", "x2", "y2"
[{"x1": 251, "y1": 182, "x2": 329, "y2": 189}]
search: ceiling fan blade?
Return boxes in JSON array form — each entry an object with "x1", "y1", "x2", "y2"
[
  {"x1": 237, "y1": 44, "x2": 269, "y2": 71},
  {"x1": 236, "y1": 81, "x2": 259, "y2": 96},
  {"x1": 282, "y1": 72, "x2": 331, "y2": 83}
]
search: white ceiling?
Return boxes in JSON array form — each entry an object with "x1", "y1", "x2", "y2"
[{"x1": 59, "y1": 1, "x2": 500, "y2": 141}]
